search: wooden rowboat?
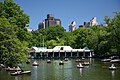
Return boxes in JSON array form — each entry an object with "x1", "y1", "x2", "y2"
[{"x1": 11, "y1": 71, "x2": 31, "y2": 76}]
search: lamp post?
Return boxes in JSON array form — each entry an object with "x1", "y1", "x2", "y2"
[{"x1": 83, "y1": 49, "x2": 85, "y2": 57}]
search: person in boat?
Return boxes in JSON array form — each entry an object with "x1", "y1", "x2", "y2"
[
  {"x1": 16, "y1": 70, "x2": 21, "y2": 74},
  {"x1": 109, "y1": 64, "x2": 116, "y2": 70},
  {"x1": 16, "y1": 66, "x2": 21, "y2": 71},
  {"x1": 7, "y1": 66, "x2": 11, "y2": 69},
  {"x1": 21, "y1": 68, "x2": 24, "y2": 72},
  {"x1": 13, "y1": 67, "x2": 16, "y2": 70}
]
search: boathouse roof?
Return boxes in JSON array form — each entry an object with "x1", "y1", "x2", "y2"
[
  {"x1": 29, "y1": 46, "x2": 92, "y2": 53},
  {"x1": 53, "y1": 46, "x2": 73, "y2": 50}
]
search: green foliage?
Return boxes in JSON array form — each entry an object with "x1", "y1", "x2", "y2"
[
  {"x1": 29, "y1": 12, "x2": 120, "y2": 57},
  {"x1": 31, "y1": 30, "x2": 46, "y2": 47},
  {"x1": 0, "y1": 17, "x2": 28, "y2": 66},
  {"x1": 0, "y1": 0, "x2": 31, "y2": 66},
  {"x1": 73, "y1": 28, "x2": 92, "y2": 48},
  {"x1": 16, "y1": 27, "x2": 33, "y2": 47},
  {"x1": 47, "y1": 37, "x2": 65, "y2": 49},
  {"x1": 0, "y1": 0, "x2": 29, "y2": 28},
  {"x1": 108, "y1": 12, "x2": 120, "y2": 55},
  {"x1": 31, "y1": 12, "x2": 120, "y2": 57},
  {"x1": 1, "y1": 0, "x2": 119, "y2": 65},
  {"x1": 32, "y1": 25, "x2": 65, "y2": 48},
  {"x1": 62, "y1": 32, "x2": 75, "y2": 47},
  {"x1": 46, "y1": 25, "x2": 65, "y2": 40},
  {"x1": 88, "y1": 26, "x2": 110, "y2": 55}
]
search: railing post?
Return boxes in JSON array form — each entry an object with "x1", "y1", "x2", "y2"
[
  {"x1": 59, "y1": 51, "x2": 60, "y2": 57},
  {"x1": 47, "y1": 51, "x2": 48, "y2": 58},
  {"x1": 77, "y1": 50, "x2": 79, "y2": 57},
  {"x1": 53, "y1": 51, "x2": 54, "y2": 58},
  {"x1": 34, "y1": 52, "x2": 36, "y2": 58},
  {"x1": 89, "y1": 51, "x2": 92, "y2": 57},
  {"x1": 71, "y1": 50, "x2": 73, "y2": 57},
  {"x1": 65, "y1": 50, "x2": 66, "y2": 57},
  {"x1": 83, "y1": 50, "x2": 85, "y2": 57}
]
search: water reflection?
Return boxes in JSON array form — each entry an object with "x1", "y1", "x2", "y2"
[
  {"x1": 64, "y1": 61, "x2": 73, "y2": 80},
  {"x1": 89, "y1": 58, "x2": 92, "y2": 63},
  {"x1": 0, "y1": 59, "x2": 120, "y2": 80},
  {"x1": 79, "y1": 68, "x2": 83, "y2": 76},
  {"x1": 14, "y1": 73, "x2": 25, "y2": 80},
  {"x1": 15, "y1": 76, "x2": 20, "y2": 80},
  {"x1": 85, "y1": 65, "x2": 89, "y2": 68},
  {"x1": 32, "y1": 66, "x2": 38, "y2": 80},
  {"x1": 111, "y1": 70, "x2": 115, "y2": 80}
]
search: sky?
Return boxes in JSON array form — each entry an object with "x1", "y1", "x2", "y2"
[{"x1": 14, "y1": 0, "x2": 120, "y2": 31}]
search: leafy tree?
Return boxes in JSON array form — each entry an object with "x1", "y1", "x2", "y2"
[
  {"x1": 31, "y1": 30, "x2": 46, "y2": 47},
  {"x1": 73, "y1": 28, "x2": 92, "y2": 49},
  {"x1": 88, "y1": 26, "x2": 110, "y2": 55},
  {"x1": 108, "y1": 12, "x2": 120, "y2": 55},
  {"x1": 46, "y1": 25, "x2": 65, "y2": 40},
  {"x1": 0, "y1": 0, "x2": 32, "y2": 67},
  {"x1": 104, "y1": 16, "x2": 110, "y2": 24},
  {"x1": 0, "y1": 17, "x2": 28, "y2": 66},
  {"x1": 0, "y1": 0, "x2": 29, "y2": 28},
  {"x1": 16, "y1": 27, "x2": 33, "y2": 47},
  {"x1": 31, "y1": 25, "x2": 65, "y2": 48},
  {"x1": 47, "y1": 37, "x2": 65, "y2": 49},
  {"x1": 62, "y1": 32, "x2": 75, "y2": 48}
]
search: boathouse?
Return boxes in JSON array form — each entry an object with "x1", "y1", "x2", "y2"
[{"x1": 28, "y1": 46, "x2": 94, "y2": 58}]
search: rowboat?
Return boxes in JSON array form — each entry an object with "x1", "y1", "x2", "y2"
[
  {"x1": 110, "y1": 59, "x2": 120, "y2": 63},
  {"x1": 32, "y1": 61, "x2": 39, "y2": 66},
  {"x1": 59, "y1": 61, "x2": 64, "y2": 65},
  {"x1": 77, "y1": 63, "x2": 84, "y2": 68},
  {"x1": 82, "y1": 61, "x2": 90, "y2": 66},
  {"x1": 109, "y1": 64, "x2": 116, "y2": 70},
  {"x1": 101, "y1": 59, "x2": 111, "y2": 62},
  {"x1": 6, "y1": 66, "x2": 21, "y2": 71},
  {"x1": 11, "y1": 71, "x2": 31, "y2": 76}
]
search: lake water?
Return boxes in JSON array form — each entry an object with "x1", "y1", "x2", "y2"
[{"x1": 0, "y1": 58, "x2": 120, "y2": 80}]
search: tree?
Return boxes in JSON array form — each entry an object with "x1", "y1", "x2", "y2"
[
  {"x1": 31, "y1": 29, "x2": 47, "y2": 47},
  {"x1": 88, "y1": 26, "x2": 110, "y2": 55},
  {"x1": 16, "y1": 27, "x2": 33, "y2": 47},
  {"x1": 0, "y1": 17, "x2": 28, "y2": 67},
  {"x1": 47, "y1": 37, "x2": 65, "y2": 49},
  {"x1": 62, "y1": 32, "x2": 75, "y2": 48},
  {"x1": 0, "y1": 0, "x2": 31, "y2": 47},
  {"x1": 104, "y1": 16, "x2": 110, "y2": 24},
  {"x1": 108, "y1": 12, "x2": 120, "y2": 55},
  {"x1": 0, "y1": 0, "x2": 29, "y2": 28},
  {"x1": 73, "y1": 28, "x2": 92, "y2": 49},
  {"x1": 46, "y1": 25, "x2": 65, "y2": 40},
  {"x1": 31, "y1": 25, "x2": 65, "y2": 48}
]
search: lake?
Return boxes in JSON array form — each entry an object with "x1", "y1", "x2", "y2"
[{"x1": 0, "y1": 58, "x2": 120, "y2": 80}]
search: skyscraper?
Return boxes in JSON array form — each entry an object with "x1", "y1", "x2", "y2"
[
  {"x1": 81, "y1": 17, "x2": 98, "y2": 28},
  {"x1": 38, "y1": 20, "x2": 45, "y2": 29},
  {"x1": 38, "y1": 14, "x2": 61, "y2": 29},
  {"x1": 90, "y1": 17, "x2": 98, "y2": 26},
  {"x1": 69, "y1": 21, "x2": 76, "y2": 32}
]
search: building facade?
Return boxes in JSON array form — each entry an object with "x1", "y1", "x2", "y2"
[
  {"x1": 90, "y1": 17, "x2": 98, "y2": 26},
  {"x1": 69, "y1": 21, "x2": 76, "y2": 32},
  {"x1": 79, "y1": 17, "x2": 98, "y2": 28},
  {"x1": 28, "y1": 46, "x2": 94, "y2": 58},
  {"x1": 38, "y1": 20, "x2": 45, "y2": 29},
  {"x1": 38, "y1": 14, "x2": 61, "y2": 29}
]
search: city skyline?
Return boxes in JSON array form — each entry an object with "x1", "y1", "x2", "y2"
[
  {"x1": 14, "y1": 0, "x2": 120, "y2": 31},
  {"x1": 38, "y1": 14, "x2": 61, "y2": 30}
]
